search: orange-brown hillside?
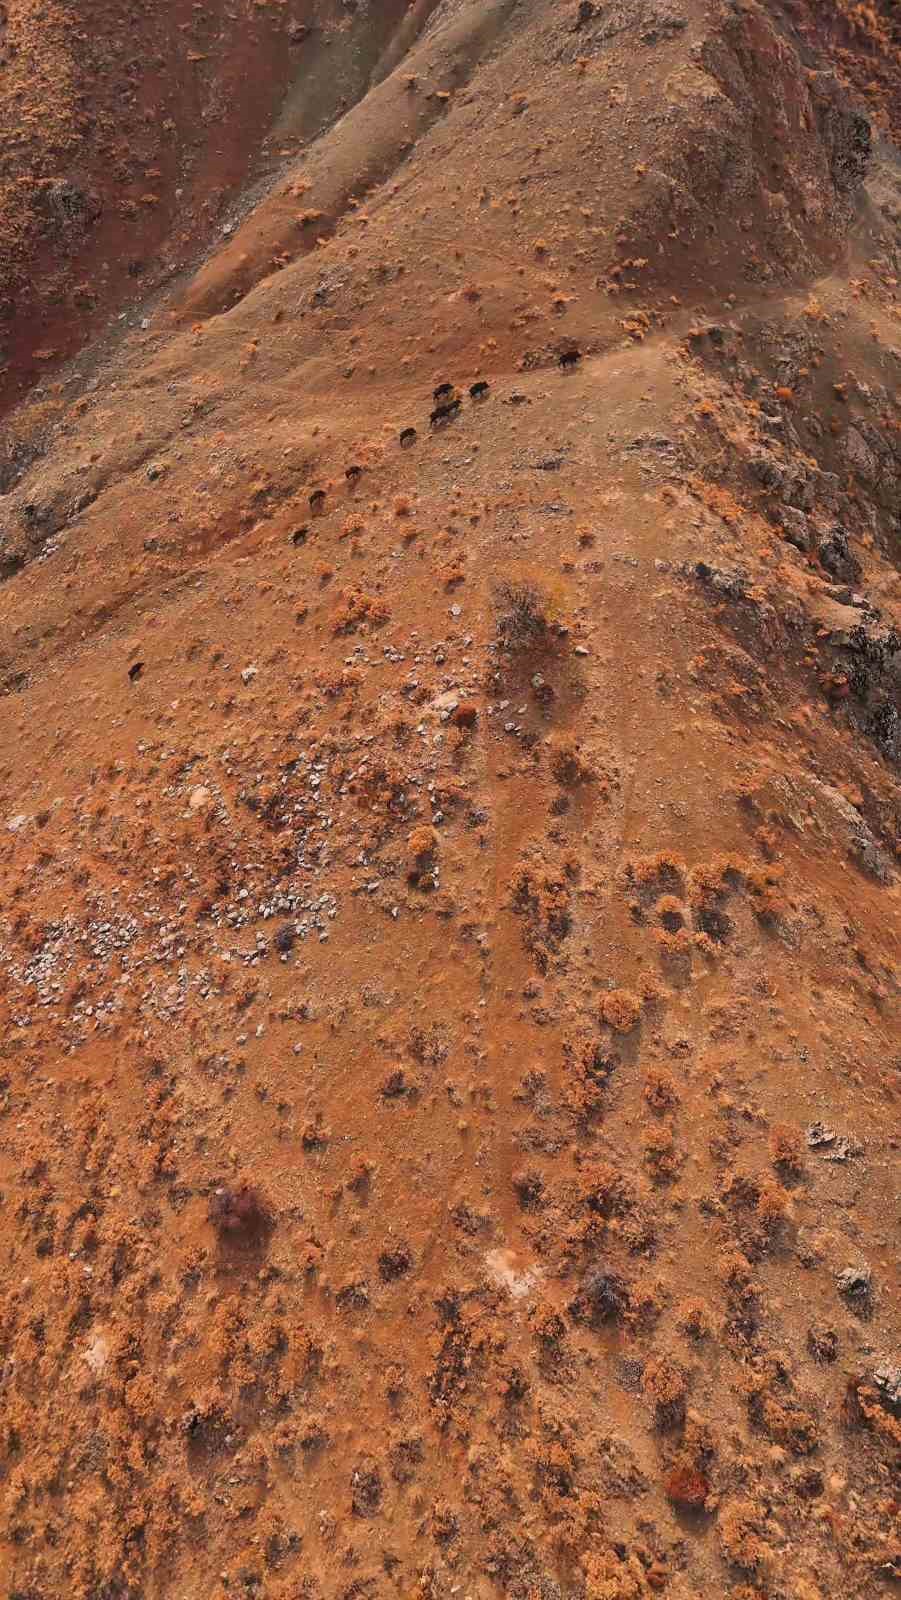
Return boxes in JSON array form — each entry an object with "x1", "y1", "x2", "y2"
[{"x1": 0, "y1": 3, "x2": 898, "y2": 1599}]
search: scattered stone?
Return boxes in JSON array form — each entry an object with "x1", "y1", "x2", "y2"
[
  {"x1": 780, "y1": 506, "x2": 810, "y2": 552},
  {"x1": 873, "y1": 1365, "x2": 901, "y2": 1414},
  {"x1": 819, "y1": 525, "x2": 861, "y2": 584},
  {"x1": 692, "y1": 561, "x2": 748, "y2": 600},
  {"x1": 836, "y1": 1263, "x2": 872, "y2": 1305},
  {"x1": 806, "y1": 1120, "x2": 837, "y2": 1147}
]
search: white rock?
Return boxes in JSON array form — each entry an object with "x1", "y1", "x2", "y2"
[{"x1": 83, "y1": 1331, "x2": 109, "y2": 1375}]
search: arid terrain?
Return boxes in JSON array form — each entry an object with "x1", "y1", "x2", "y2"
[{"x1": 0, "y1": 1, "x2": 898, "y2": 1597}]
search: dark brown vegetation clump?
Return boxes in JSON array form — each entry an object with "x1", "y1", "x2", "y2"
[
  {"x1": 208, "y1": 1184, "x2": 273, "y2": 1247},
  {"x1": 493, "y1": 572, "x2": 562, "y2": 651}
]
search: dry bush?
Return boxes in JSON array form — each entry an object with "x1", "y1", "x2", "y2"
[
  {"x1": 688, "y1": 858, "x2": 742, "y2": 944},
  {"x1": 492, "y1": 566, "x2": 567, "y2": 650},
  {"x1": 600, "y1": 988, "x2": 641, "y2": 1033},
  {"x1": 561, "y1": 1033, "x2": 618, "y2": 1122},
  {"x1": 769, "y1": 1122, "x2": 804, "y2": 1173},
  {"x1": 331, "y1": 585, "x2": 390, "y2": 634},
  {"x1": 532, "y1": 1306, "x2": 568, "y2": 1355},
  {"x1": 626, "y1": 850, "x2": 687, "y2": 898},
  {"x1": 718, "y1": 1496, "x2": 769, "y2": 1571},
  {"x1": 407, "y1": 825, "x2": 438, "y2": 888},
  {"x1": 756, "y1": 1180, "x2": 792, "y2": 1232},
  {"x1": 675, "y1": 1296, "x2": 718, "y2": 1340},
  {"x1": 581, "y1": 1159, "x2": 636, "y2": 1218},
  {"x1": 512, "y1": 1166, "x2": 545, "y2": 1210},
  {"x1": 689, "y1": 856, "x2": 744, "y2": 898},
  {"x1": 744, "y1": 864, "x2": 789, "y2": 924},
  {"x1": 315, "y1": 666, "x2": 361, "y2": 698},
  {"x1": 642, "y1": 1122, "x2": 683, "y2": 1182},
  {"x1": 548, "y1": 734, "x2": 594, "y2": 787},
  {"x1": 643, "y1": 1068, "x2": 680, "y2": 1111},
  {"x1": 641, "y1": 1355, "x2": 687, "y2": 1427},
  {"x1": 844, "y1": 1376, "x2": 901, "y2": 1448},
  {"x1": 582, "y1": 1548, "x2": 644, "y2": 1600},
  {"x1": 407, "y1": 825, "x2": 437, "y2": 863},
  {"x1": 663, "y1": 1461, "x2": 709, "y2": 1509},
  {"x1": 453, "y1": 700, "x2": 478, "y2": 729},
  {"x1": 656, "y1": 893, "x2": 685, "y2": 931},
  {"x1": 720, "y1": 1168, "x2": 761, "y2": 1212},
  {"x1": 511, "y1": 859, "x2": 572, "y2": 963},
  {"x1": 624, "y1": 1276, "x2": 664, "y2": 1335},
  {"x1": 570, "y1": 1266, "x2": 631, "y2": 1327},
  {"x1": 717, "y1": 1247, "x2": 757, "y2": 1292},
  {"x1": 654, "y1": 924, "x2": 694, "y2": 972},
  {"x1": 759, "y1": 1395, "x2": 819, "y2": 1455}
]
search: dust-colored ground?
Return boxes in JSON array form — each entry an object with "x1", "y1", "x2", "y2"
[{"x1": 0, "y1": 2, "x2": 898, "y2": 1598}]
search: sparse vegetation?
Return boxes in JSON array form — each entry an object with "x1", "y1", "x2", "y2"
[
  {"x1": 601, "y1": 988, "x2": 641, "y2": 1033},
  {"x1": 769, "y1": 1122, "x2": 804, "y2": 1173},
  {"x1": 492, "y1": 567, "x2": 567, "y2": 650},
  {"x1": 0, "y1": 1, "x2": 896, "y2": 1592}
]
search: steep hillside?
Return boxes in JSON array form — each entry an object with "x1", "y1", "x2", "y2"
[
  {"x1": 0, "y1": 0, "x2": 442, "y2": 420},
  {"x1": 0, "y1": 3, "x2": 898, "y2": 1599}
]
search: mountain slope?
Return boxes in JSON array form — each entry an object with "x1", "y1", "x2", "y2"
[{"x1": 0, "y1": 3, "x2": 898, "y2": 1598}]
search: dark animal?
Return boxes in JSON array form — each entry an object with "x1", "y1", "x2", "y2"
[
  {"x1": 400, "y1": 427, "x2": 417, "y2": 449},
  {"x1": 574, "y1": 0, "x2": 595, "y2": 27},
  {"x1": 430, "y1": 398, "x2": 462, "y2": 428},
  {"x1": 433, "y1": 382, "x2": 455, "y2": 403},
  {"x1": 470, "y1": 381, "x2": 489, "y2": 400},
  {"x1": 128, "y1": 661, "x2": 144, "y2": 682},
  {"x1": 559, "y1": 348, "x2": 581, "y2": 370},
  {"x1": 291, "y1": 526, "x2": 309, "y2": 547},
  {"x1": 345, "y1": 464, "x2": 363, "y2": 485},
  {"x1": 309, "y1": 488, "x2": 326, "y2": 514}
]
